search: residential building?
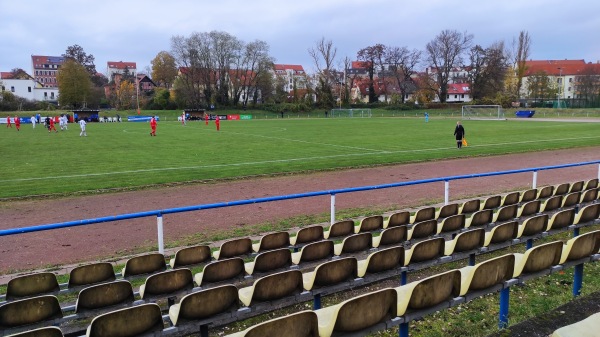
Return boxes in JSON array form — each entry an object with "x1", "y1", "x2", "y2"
[
  {"x1": 1, "y1": 71, "x2": 59, "y2": 102},
  {"x1": 137, "y1": 74, "x2": 157, "y2": 92},
  {"x1": 521, "y1": 59, "x2": 600, "y2": 100},
  {"x1": 272, "y1": 64, "x2": 308, "y2": 93},
  {"x1": 442, "y1": 83, "x2": 471, "y2": 103},
  {"x1": 31, "y1": 55, "x2": 65, "y2": 88},
  {"x1": 107, "y1": 61, "x2": 137, "y2": 81}
]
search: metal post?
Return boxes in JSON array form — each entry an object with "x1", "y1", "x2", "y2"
[
  {"x1": 330, "y1": 194, "x2": 336, "y2": 225},
  {"x1": 498, "y1": 287, "x2": 510, "y2": 329},
  {"x1": 200, "y1": 325, "x2": 209, "y2": 337},
  {"x1": 573, "y1": 227, "x2": 580, "y2": 238},
  {"x1": 532, "y1": 171, "x2": 538, "y2": 189},
  {"x1": 573, "y1": 264, "x2": 584, "y2": 297},
  {"x1": 401, "y1": 270, "x2": 407, "y2": 285},
  {"x1": 399, "y1": 322, "x2": 409, "y2": 337},
  {"x1": 469, "y1": 253, "x2": 476, "y2": 266},
  {"x1": 313, "y1": 293, "x2": 322, "y2": 310},
  {"x1": 444, "y1": 180, "x2": 450, "y2": 205},
  {"x1": 526, "y1": 239, "x2": 533, "y2": 250},
  {"x1": 598, "y1": 164, "x2": 600, "y2": 180},
  {"x1": 157, "y1": 214, "x2": 164, "y2": 254}
]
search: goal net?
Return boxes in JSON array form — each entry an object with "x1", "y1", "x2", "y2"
[
  {"x1": 329, "y1": 109, "x2": 372, "y2": 118},
  {"x1": 461, "y1": 105, "x2": 505, "y2": 120}
]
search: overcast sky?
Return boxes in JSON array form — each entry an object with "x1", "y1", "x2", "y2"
[{"x1": 1, "y1": 0, "x2": 599, "y2": 76}]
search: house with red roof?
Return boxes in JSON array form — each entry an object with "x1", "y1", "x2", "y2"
[
  {"x1": 272, "y1": 64, "x2": 308, "y2": 97},
  {"x1": 107, "y1": 61, "x2": 137, "y2": 81},
  {"x1": 1, "y1": 69, "x2": 59, "y2": 102},
  {"x1": 522, "y1": 59, "x2": 600, "y2": 100},
  {"x1": 31, "y1": 55, "x2": 65, "y2": 88}
]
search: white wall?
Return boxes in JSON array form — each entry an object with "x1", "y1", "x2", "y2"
[{"x1": 1, "y1": 78, "x2": 58, "y2": 101}]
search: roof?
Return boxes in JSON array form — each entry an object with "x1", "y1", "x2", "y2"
[
  {"x1": 31, "y1": 55, "x2": 65, "y2": 66},
  {"x1": 447, "y1": 83, "x2": 470, "y2": 94},
  {"x1": 351, "y1": 61, "x2": 371, "y2": 69},
  {"x1": 107, "y1": 61, "x2": 137, "y2": 69},
  {"x1": 273, "y1": 64, "x2": 305, "y2": 73},
  {"x1": 0, "y1": 72, "x2": 14, "y2": 79},
  {"x1": 524, "y1": 59, "x2": 600, "y2": 76}
]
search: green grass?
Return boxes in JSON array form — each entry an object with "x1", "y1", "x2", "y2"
[{"x1": 2, "y1": 117, "x2": 600, "y2": 199}]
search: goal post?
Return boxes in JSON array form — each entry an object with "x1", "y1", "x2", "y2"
[
  {"x1": 461, "y1": 105, "x2": 506, "y2": 120},
  {"x1": 329, "y1": 108, "x2": 372, "y2": 118}
]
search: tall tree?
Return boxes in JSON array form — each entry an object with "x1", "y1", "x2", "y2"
[
  {"x1": 151, "y1": 51, "x2": 178, "y2": 88},
  {"x1": 468, "y1": 41, "x2": 509, "y2": 100},
  {"x1": 513, "y1": 31, "x2": 531, "y2": 98},
  {"x1": 63, "y1": 44, "x2": 106, "y2": 87},
  {"x1": 309, "y1": 37, "x2": 338, "y2": 106},
  {"x1": 357, "y1": 44, "x2": 386, "y2": 103},
  {"x1": 230, "y1": 40, "x2": 273, "y2": 106},
  {"x1": 385, "y1": 46, "x2": 421, "y2": 103},
  {"x1": 527, "y1": 71, "x2": 556, "y2": 105},
  {"x1": 575, "y1": 64, "x2": 600, "y2": 106},
  {"x1": 56, "y1": 59, "x2": 92, "y2": 108},
  {"x1": 425, "y1": 30, "x2": 473, "y2": 102},
  {"x1": 116, "y1": 80, "x2": 135, "y2": 110}
]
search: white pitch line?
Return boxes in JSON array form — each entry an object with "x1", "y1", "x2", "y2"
[{"x1": 2, "y1": 135, "x2": 599, "y2": 183}]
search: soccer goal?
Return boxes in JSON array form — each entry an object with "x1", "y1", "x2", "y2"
[
  {"x1": 461, "y1": 105, "x2": 506, "y2": 120},
  {"x1": 329, "y1": 108, "x2": 372, "y2": 118}
]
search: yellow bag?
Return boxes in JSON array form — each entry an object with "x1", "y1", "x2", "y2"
[{"x1": 462, "y1": 138, "x2": 468, "y2": 146}]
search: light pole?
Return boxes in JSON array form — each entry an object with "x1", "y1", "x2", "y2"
[{"x1": 557, "y1": 67, "x2": 562, "y2": 108}]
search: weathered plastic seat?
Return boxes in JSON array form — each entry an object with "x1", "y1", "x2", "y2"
[
  {"x1": 194, "y1": 258, "x2": 245, "y2": 286},
  {"x1": 85, "y1": 303, "x2": 164, "y2": 337},
  {"x1": 68, "y1": 262, "x2": 116, "y2": 289},
  {"x1": 289, "y1": 225, "x2": 324, "y2": 245},
  {"x1": 559, "y1": 230, "x2": 600, "y2": 264},
  {"x1": 315, "y1": 288, "x2": 397, "y2": 337},
  {"x1": 513, "y1": 241, "x2": 563, "y2": 277},
  {"x1": 6, "y1": 326, "x2": 64, "y2": 337},
  {"x1": 435, "y1": 203, "x2": 459, "y2": 219},
  {"x1": 384, "y1": 211, "x2": 410, "y2": 228},
  {"x1": 519, "y1": 188, "x2": 538, "y2": 203},
  {"x1": 517, "y1": 200, "x2": 541, "y2": 218},
  {"x1": 323, "y1": 220, "x2": 354, "y2": 239},
  {"x1": 407, "y1": 219, "x2": 437, "y2": 240},
  {"x1": 225, "y1": 311, "x2": 319, "y2": 337},
  {"x1": 121, "y1": 253, "x2": 166, "y2": 278},
  {"x1": 540, "y1": 195, "x2": 563, "y2": 213},
  {"x1": 552, "y1": 311, "x2": 600, "y2": 337},
  {"x1": 238, "y1": 270, "x2": 303, "y2": 306},
  {"x1": 437, "y1": 214, "x2": 466, "y2": 234},
  {"x1": 554, "y1": 182, "x2": 570, "y2": 196},
  {"x1": 396, "y1": 270, "x2": 461, "y2": 316},
  {"x1": 574, "y1": 203, "x2": 600, "y2": 225},
  {"x1": 169, "y1": 285, "x2": 239, "y2": 326},
  {"x1": 291, "y1": 240, "x2": 334, "y2": 264},
  {"x1": 0, "y1": 295, "x2": 63, "y2": 329},
  {"x1": 465, "y1": 209, "x2": 493, "y2": 228},
  {"x1": 444, "y1": 228, "x2": 485, "y2": 255},
  {"x1": 372, "y1": 226, "x2": 407, "y2": 248},
  {"x1": 169, "y1": 245, "x2": 211, "y2": 268},
  {"x1": 302, "y1": 257, "x2": 357, "y2": 291},
  {"x1": 580, "y1": 188, "x2": 598, "y2": 203},
  {"x1": 6, "y1": 273, "x2": 60, "y2": 301},
  {"x1": 459, "y1": 254, "x2": 515, "y2": 297},
  {"x1": 252, "y1": 231, "x2": 290, "y2": 252},
  {"x1": 561, "y1": 192, "x2": 581, "y2": 208},
  {"x1": 459, "y1": 199, "x2": 480, "y2": 215},
  {"x1": 480, "y1": 195, "x2": 501, "y2": 210},
  {"x1": 139, "y1": 269, "x2": 194, "y2": 299},
  {"x1": 484, "y1": 221, "x2": 519, "y2": 246},
  {"x1": 568, "y1": 180, "x2": 585, "y2": 193},
  {"x1": 404, "y1": 237, "x2": 445, "y2": 265},
  {"x1": 75, "y1": 280, "x2": 134, "y2": 313},
  {"x1": 518, "y1": 214, "x2": 548, "y2": 237},
  {"x1": 547, "y1": 208, "x2": 576, "y2": 231},
  {"x1": 492, "y1": 204, "x2": 518, "y2": 223},
  {"x1": 583, "y1": 178, "x2": 599, "y2": 191},
  {"x1": 245, "y1": 248, "x2": 292, "y2": 275},
  {"x1": 410, "y1": 207, "x2": 435, "y2": 223},
  {"x1": 357, "y1": 245, "x2": 404, "y2": 277},
  {"x1": 333, "y1": 232, "x2": 372, "y2": 255},
  {"x1": 213, "y1": 238, "x2": 252, "y2": 260},
  {"x1": 537, "y1": 185, "x2": 554, "y2": 199},
  {"x1": 501, "y1": 192, "x2": 520, "y2": 206},
  {"x1": 355, "y1": 215, "x2": 383, "y2": 233}
]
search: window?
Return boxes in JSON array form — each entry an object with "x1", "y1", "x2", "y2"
[
  {"x1": 1, "y1": 86, "x2": 4, "y2": 91},
  {"x1": 568, "y1": 87, "x2": 571, "y2": 92},
  {"x1": 569, "y1": 78, "x2": 572, "y2": 82},
  {"x1": 44, "y1": 92, "x2": 48, "y2": 98},
  {"x1": 50, "y1": 92, "x2": 55, "y2": 99},
  {"x1": 461, "y1": 94, "x2": 464, "y2": 98},
  {"x1": 455, "y1": 95, "x2": 458, "y2": 99},
  {"x1": 28, "y1": 87, "x2": 31, "y2": 92},
  {"x1": 11, "y1": 86, "x2": 15, "y2": 92}
]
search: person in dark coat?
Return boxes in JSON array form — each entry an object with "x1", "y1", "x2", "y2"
[{"x1": 454, "y1": 121, "x2": 465, "y2": 149}]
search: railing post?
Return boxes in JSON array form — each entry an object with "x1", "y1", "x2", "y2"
[
  {"x1": 526, "y1": 239, "x2": 533, "y2": 250},
  {"x1": 330, "y1": 193, "x2": 336, "y2": 225},
  {"x1": 598, "y1": 164, "x2": 600, "y2": 180},
  {"x1": 469, "y1": 253, "x2": 476, "y2": 266},
  {"x1": 498, "y1": 287, "x2": 510, "y2": 329},
  {"x1": 573, "y1": 264, "x2": 584, "y2": 297},
  {"x1": 157, "y1": 213, "x2": 164, "y2": 254},
  {"x1": 313, "y1": 293, "x2": 322, "y2": 309},
  {"x1": 401, "y1": 270, "x2": 407, "y2": 285},
  {"x1": 399, "y1": 322, "x2": 409, "y2": 337},
  {"x1": 444, "y1": 180, "x2": 450, "y2": 205},
  {"x1": 532, "y1": 170, "x2": 538, "y2": 189}
]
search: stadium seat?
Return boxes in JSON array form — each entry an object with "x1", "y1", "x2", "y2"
[
  {"x1": 355, "y1": 215, "x2": 383, "y2": 233},
  {"x1": 168, "y1": 285, "x2": 239, "y2": 326},
  {"x1": 410, "y1": 207, "x2": 435, "y2": 223},
  {"x1": 568, "y1": 180, "x2": 585, "y2": 193},
  {"x1": 323, "y1": 220, "x2": 354, "y2": 239},
  {"x1": 75, "y1": 280, "x2": 134, "y2": 313},
  {"x1": 484, "y1": 221, "x2": 519, "y2": 246},
  {"x1": 169, "y1": 245, "x2": 211, "y2": 268},
  {"x1": 435, "y1": 203, "x2": 459, "y2": 219},
  {"x1": 372, "y1": 226, "x2": 407, "y2": 248},
  {"x1": 444, "y1": 228, "x2": 485, "y2": 255},
  {"x1": 540, "y1": 195, "x2": 563, "y2": 213},
  {"x1": 407, "y1": 219, "x2": 437, "y2": 240},
  {"x1": 501, "y1": 192, "x2": 520, "y2": 206},
  {"x1": 384, "y1": 211, "x2": 410, "y2": 228},
  {"x1": 437, "y1": 214, "x2": 466, "y2": 234},
  {"x1": 356, "y1": 245, "x2": 404, "y2": 277},
  {"x1": 5, "y1": 273, "x2": 59, "y2": 301},
  {"x1": 519, "y1": 188, "x2": 538, "y2": 203},
  {"x1": 553, "y1": 183, "x2": 571, "y2": 196},
  {"x1": 314, "y1": 288, "x2": 397, "y2": 337},
  {"x1": 244, "y1": 248, "x2": 292, "y2": 275},
  {"x1": 333, "y1": 232, "x2": 372, "y2": 255},
  {"x1": 85, "y1": 303, "x2": 164, "y2": 337},
  {"x1": 6, "y1": 326, "x2": 64, "y2": 337},
  {"x1": 404, "y1": 237, "x2": 445, "y2": 265},
  {"x1": 291, "y1": 240, "x2": 334, "y2": 264},
  {"x1": 252, "y1": 231, "x2": 290, "y2": 252},
  {"x1": 139, "y1": 269, "x2": 194, "y2": 299},
  {"x1": 559, "y1": 230, "x2": 600, "y2": 264},
  {"x1": 580, "y1": 188, "x2": 598, "y2": 203},
  {"x1": 574, "y1": 203, "x2": 600, "y2": 225},
  {"x1": 513, "y1": 241, "x2": 563, "y2": 278},
  {"x1": 518, "y1": 214, "x2": 549, "y2": 237},
  {"x1": 465, "y1": 209, "x2": 493, "y2": 228},
  {"x1": 552, "y1": 311, "x2": 600, "y2": 337},
  {"x1": 224, "y1": 311, "x2": 319, "y2": 337},
  {"x1": 583, "y1": 178, "x2": 599, "y2": 191},
  {"x1": 302, "y1": 258, "x2": 357, "y2": 291},
  {"x1": 546, "y1": 208, "x2": 576, "y2": 231},
  {"x1": 459, "y1": 254, "x2": 514, "y2": 297},
  {"x1": 213, "y1": 238, "x2": 252, "y2": 260},
  {"x1": 561, "y1": 192, "x2": 581, "y2": 208},
  {"x1": 396, "y1": 270, "x2": 461, "y2": 316},
  {"x1": 459, "y1": 199, "x2": 480, "y2": 215},
  {"x1": 480, "y1": 195, "x2": 502, "y2": 210},
  {"x1": 537, "y1": 185, "x2": 554, "y2": 199},
  {"x1": 68, "y1": 262, "x2": 115, "y2": 289},
  {"x1": 0, "y1": 295, "x2": 63, "y2": 329},
  {"x1": 121, "y1": 253, "x2": 166, "y2": 278},
  {"x1": 238, "y1": 270, "x2": 303, "y2": 306},
  {"x1": 194, "y1": 258, "x2": 245, "y2": 287},
  {"x1": 492, "y1": 204, "x2": 518, "y2": 223},
  {"x1": 517, "y1": 200, "x2": 541, "y2": 218},
  {"x1": 289, "y1": 225, "x2": 324, "y2": 245}
]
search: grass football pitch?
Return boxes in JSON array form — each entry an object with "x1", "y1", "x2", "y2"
[{"x1": 1, "y1": 117, "x2": 599, "y2": 199}]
